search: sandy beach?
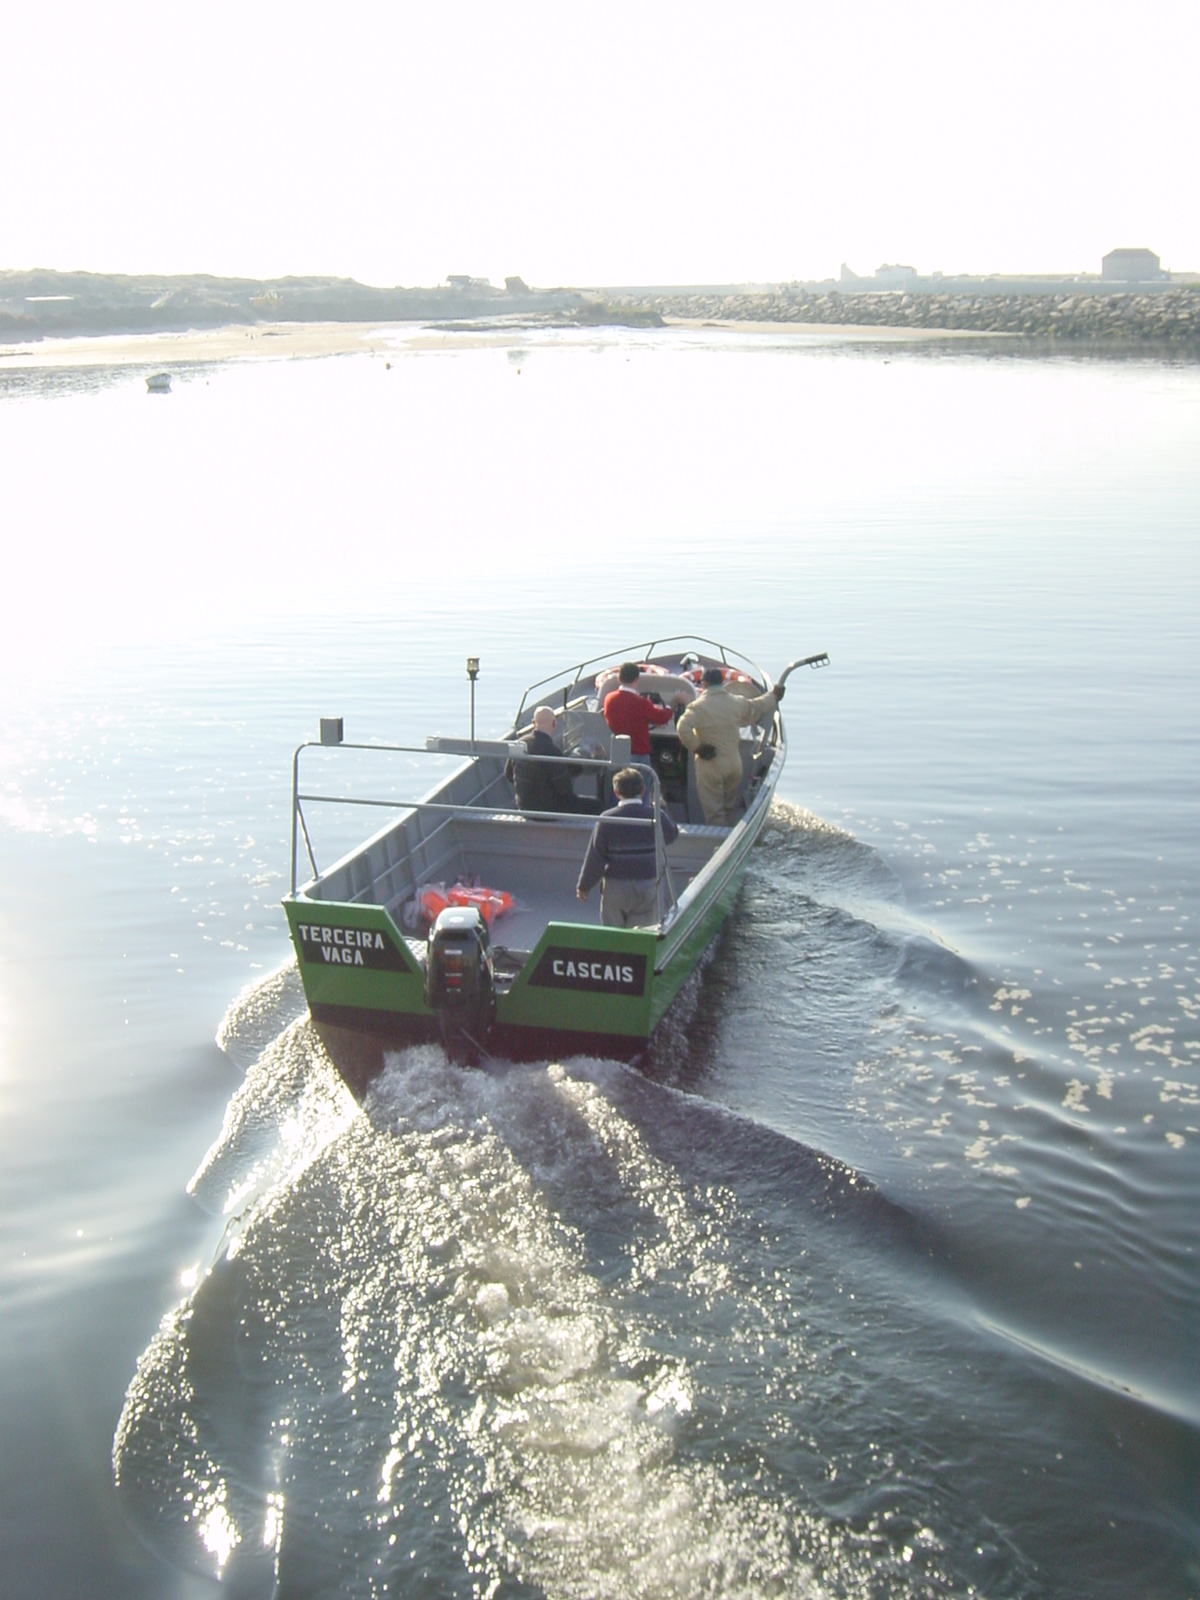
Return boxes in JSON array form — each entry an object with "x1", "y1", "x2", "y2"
[
  {"x1": 0, "y1": 315, "x2": 999, "y2": 372},
  {"x1": 0, "y1": 320, "x2": 401, "y2": 370}
]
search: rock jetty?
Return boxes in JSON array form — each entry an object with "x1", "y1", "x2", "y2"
[{"x1": 608, "y1": 286, "x2": 1200, "y2": 349}]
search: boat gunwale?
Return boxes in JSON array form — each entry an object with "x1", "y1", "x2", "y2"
[{"x1": 655, "y1": 755, "x2": 783, "y2": 966}]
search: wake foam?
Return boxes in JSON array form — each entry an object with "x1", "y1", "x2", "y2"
[
  {"x1": 116, "y1": 1014, "x2": 929, "y2": 1596},
  {"x1": 215, "y1": 957, "x2": 308, "y2": 1072}
]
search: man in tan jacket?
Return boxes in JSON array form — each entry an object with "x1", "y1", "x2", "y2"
[{"x1": 676, "y1": 668, "x2": 784, "y2": 826}]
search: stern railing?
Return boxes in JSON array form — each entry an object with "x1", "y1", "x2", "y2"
[{"x1": 289, "y1": 739, "x2": 679, "y2": 921}]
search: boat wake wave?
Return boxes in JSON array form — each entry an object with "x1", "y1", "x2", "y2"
[
  {"x1": 214, "y1": 958, "x2": 310, "y2": 1072},
  {"x1": 114, "y1": 965, "x2": 955, "y2": 1599}
]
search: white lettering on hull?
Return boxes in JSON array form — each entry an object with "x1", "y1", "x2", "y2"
[
  {"x1": 293, "y1": 920, "x2": 407, "y2": 973},
  {"x1": 551, "y1": 958, "x2": 635, "y2": 985},
  {"x1": 531, "y1": 946, "x2": 648, "y2": 997}
]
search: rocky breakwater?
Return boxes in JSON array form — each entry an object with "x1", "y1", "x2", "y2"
[{"x1": 615, "y1": 287, "x2": 1200, "y2": 351}]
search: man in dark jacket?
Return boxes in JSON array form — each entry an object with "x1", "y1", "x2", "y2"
[
  {"x1": 506, "y1": 706, "x2": 599, "y2": 814},
  {"x1": 576, "y1": 767, "x2": 678, "y2": 927}
]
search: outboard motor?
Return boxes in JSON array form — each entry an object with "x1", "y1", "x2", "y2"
[{"x1": 424, "y1": 905, "x2": 495, "y2": 1061}]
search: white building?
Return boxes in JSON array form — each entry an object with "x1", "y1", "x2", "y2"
[
  {"x1": 874, "y1": 263, "x2": 918, "y2": 288},
  {"x1": 1101, "y1": 248, "x2": 1167, "y2": 282}
]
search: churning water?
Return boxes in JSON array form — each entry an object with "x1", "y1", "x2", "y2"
[{"x1": 0, "y1": 328, "x2": 1196, "y2": 1597}]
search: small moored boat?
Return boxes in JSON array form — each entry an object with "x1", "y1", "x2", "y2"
[
  {"x1": 282, "y1": 638, "x2": 826, "y2": 1065},
  {"x1": 146, "y1": 372, "x2": 172, "y2": 393}
]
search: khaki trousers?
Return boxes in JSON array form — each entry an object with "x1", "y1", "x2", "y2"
[
  {"x1": 600, "y1": 877, "x2": 659, "y2": 928},
  {"x1": 694, "y1": 751, "x2": 742, "y2": 826}
]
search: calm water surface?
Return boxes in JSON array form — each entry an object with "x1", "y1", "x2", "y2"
[{"x1": 0, "y1": 330, "x2": 1197, "y2": 1598}]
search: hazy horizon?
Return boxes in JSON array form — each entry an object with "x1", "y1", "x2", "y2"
[
  {"x1": 4, "y1": 258, "x2": 1195, "y2": 290},
  {"x1": 3, "y1": 0, "x2": 1195, "y2": 288}
]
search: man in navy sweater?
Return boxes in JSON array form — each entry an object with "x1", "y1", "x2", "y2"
[{"x1": 576, "y1": 767, "x2": 678, "y2": 928}]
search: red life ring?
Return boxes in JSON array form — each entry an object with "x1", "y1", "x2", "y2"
[
  {"x1": 596, "y1": 662, "x2": 668, "y2": 691},
  {"x1": 684, "y1": 665, "x2": 751, "y2": 686}
]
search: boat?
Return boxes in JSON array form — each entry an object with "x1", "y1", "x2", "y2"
[
  {"x1": 282, "y1": 638, "x2": 827, "y2": 1068},
  {"x1": 146, "y1": 372, "x2": 172, "y2": 393}
]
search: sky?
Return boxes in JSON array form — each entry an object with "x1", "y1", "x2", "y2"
[{"x1": 3, "y1": 0, "x2": 1197, "y2": 287}]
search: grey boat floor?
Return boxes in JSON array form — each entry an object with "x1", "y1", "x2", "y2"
[
  {"x1": 389, "y1": 818, "x2": 733, "y2": 966},
  {"x1": 400, "y1": 877, "x2": 664, "y2": 968}
]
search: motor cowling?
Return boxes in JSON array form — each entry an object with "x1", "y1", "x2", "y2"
[{"x1": 425, "y1": 906, "x2": 495, "y2": 1056}]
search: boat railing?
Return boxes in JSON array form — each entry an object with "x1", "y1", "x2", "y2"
[
  {"x1": 514, "y1": 635, "x2": 771, "y2": 725},
  {"x1": 289, "y1": 738, "x2": 679, "y2": 920}
]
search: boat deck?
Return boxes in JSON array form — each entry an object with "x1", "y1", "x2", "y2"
[{"x1": 310, "y1": 803, "x2": 734, "y2": 957}]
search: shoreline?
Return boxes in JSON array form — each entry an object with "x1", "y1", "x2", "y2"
[
  {"x1": 0, "y1": 316, "x2": 1015, "y2": 372},
  {"x1": 0, "y1": 320, "x2": 396, "y2": 370},
  {"x1": 4, "y1": 311, "x2": 1197, "y2": 374}
]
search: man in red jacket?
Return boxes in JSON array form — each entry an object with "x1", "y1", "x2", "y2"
[{"x1": 602, "y1": 662, "x2": 688, "y2": 760}]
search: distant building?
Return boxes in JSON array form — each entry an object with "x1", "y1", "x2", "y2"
[
  {"x1": 505, "y1": 276, "x2": 529, "y2": 294},
  {"x1": 839, "y1": 262, "x2": 863, "y2": 285},
  {"x1": 446, "y1": 275, "x2": 494, "y2": 291},
  {"x1": 1101, "y1": 248, "x2": 1166, "y2": 282},
  {"x1": 874, "y1": 263, "x2": 918, "y2": 288}
]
